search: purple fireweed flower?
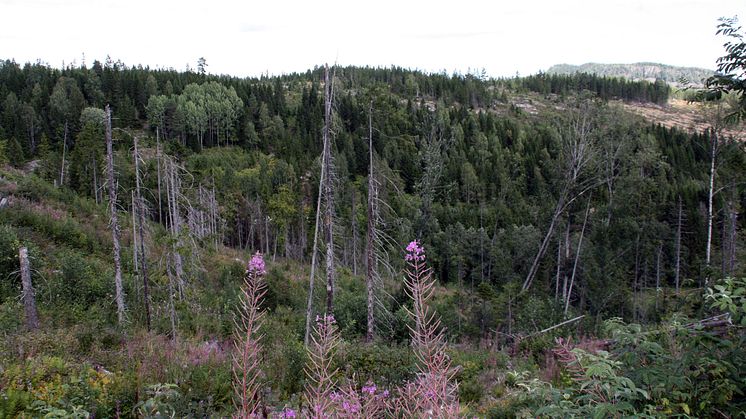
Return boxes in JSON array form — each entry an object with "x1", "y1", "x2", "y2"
[
  {"x1": 362, "y1": 384, "x2": 377, "y2": 395},
  {"x1": 341, "y1": 401, "x2": 359, "y2": 413},
  {"x1": 425, "y1": 390, "x2": 436, "y2": 399},
  {"x1": 280, "y1": 408, "x2": 296, "y2": 418},
  {"x1": 382, "y1": 390, "x2": 390, "y2": 398},
  {"x1": 247, "y1": 252, "x2": 266, "y2": 275},
  {"x1": 405, "y1": 240, "x2": 425, "y2": 262}
]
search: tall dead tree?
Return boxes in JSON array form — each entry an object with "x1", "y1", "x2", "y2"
[
  {"x1": 705, "y1": 128, "x2": 718, "y2": 281},
  {"x1": 304, "y1": 157, "x2": 326, "y2": 346},
  {"x1": 19, "y1": 247, "x2": 39, "y2": 331},
  {"x1": 105, "y1": 105, "x2": 126, "y2": 323},
  {"x1": 322, "y1": 65, "x2": 336, "y2": 316},
  {"x1": 564, "y1": 193, "x2": 592, "y2": 317},
  {"x1": 523, "y1": 101, "x2": 598, "y2": 292},
  {"x1": 655, "y1": 243, "x2": 662, "y2": 312},
  {"x1": 351, "y1": 188, "x2": 358, "y2": 275},
  {"x1": 133, "y1": 135, "x2": 152, "y2": 330},
  {"x1": 722, "y1": 192, "x2": 738, "y2": 277},
  {"x1": 59, "y1": 121, "x2": 68, "y2": 187},
  {"x1": 304, "y1": 65, "x2": 337, "y2": 346},
  {"x1": 92, "y1": 155, "x2": 100, "y2": 205},
  {"x1": 366, "y1": 102, "x2": 377, "y2": 342},
  {"x1": 675, "y1": 196, "x2": 683, "y2": 293},
  {"x1": 166, "y1": 157, "x2": 185, "y2": 298},
  {"x1": 304, "y1": 66, "x2": 333, "y2": 347},
  {"x1": 132, "y1": 191, "x2": 138, "y2": 273},
  {"x1": 416, "y1": 123, "x2": 446, "y2": 238},
  {"x1": 156, "y1": 127, "x2": 164, "y2": 224}
]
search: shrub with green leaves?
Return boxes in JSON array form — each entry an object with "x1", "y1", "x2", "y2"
[{"x1": 705, "y1": 277, "x2": 746, "y2": 325}]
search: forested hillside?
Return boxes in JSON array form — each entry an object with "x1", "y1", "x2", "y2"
[{"x1": 0, "y1": 57, "x2": 744, "y2": 417}]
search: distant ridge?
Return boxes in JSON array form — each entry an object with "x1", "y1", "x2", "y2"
[{"x1": 546, "y1": 62, "x2": 714, "y2": 86}]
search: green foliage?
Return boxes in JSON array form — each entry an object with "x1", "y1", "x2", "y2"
[
  {"x1": 6, "y1": 136, "x2": 24, "y2": 167},
  {"x1": 1, "y1": 356, "x2": 121, "y2": 418},
  {"x1": 604, "y1": 317, "x2": 746, "y2": 417},
  {"x1": 0, "y1": 138, "x2": 7, "y2": 165},
  {"x1": 339, "y1": 343, "x2": 416, "y2": 388},
  {"x1": 0, "y1": 44, "x2": 744, "y2": 417},
  {"x1": 135, "y1": 383, "x2": 181, "y2": 418},
  {"x1": 705, "y1": 277, "x2": 746, "y2": 325},
  {"x1": 1, "y1": 203, "x2": 102, "y2": 254},
  {"x1": 0, "y1": 225, "x2": 20, "y2": 300},
  {"x1": 516, "y1": 349, "x2": 649, "y2": 418},
  {"x1": 522, "y1": 72, "x2": 671, "y2": 104},
  {"x1": 706, "y1": 16, "x2": 746, "y2": 121}
]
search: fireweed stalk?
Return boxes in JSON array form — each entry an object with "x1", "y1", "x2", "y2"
[
  {"x1": 330, "y1": 379, "x2": 390, "y2": 418},
  {"x1": 397, "y1": 240, "x2": 460, "y2": 417},
  {"x1": 233, "y1": 252, "x2": 268, "y2": 418},
  {"x1": 304, "y1": 314, "x2": 340, "y2": 418}
]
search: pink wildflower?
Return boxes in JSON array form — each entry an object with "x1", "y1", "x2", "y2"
[
  {"x1": 405, "y1": 240, "x2": 426, "y2": 262},
  {"x1": 280, "y1": 408, "x2": 296, "y2": 418},
  {"x1": 247, "y1": 252, "x2": 266, "y2": 275},
  {"x1": 362, "y1": 384, "x2": 377, "y2": 395}
]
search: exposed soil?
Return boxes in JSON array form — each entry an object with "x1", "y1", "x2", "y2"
[{"x1": 618, "y1": 99, "x2": 745, "y2": 140}]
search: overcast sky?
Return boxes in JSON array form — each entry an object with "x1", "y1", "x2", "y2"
[{"x1": 1, "y1": 0, "x2": 743, "y2": 78}]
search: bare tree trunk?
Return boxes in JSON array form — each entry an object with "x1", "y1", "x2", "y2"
[
  {"x1": 156, "y1": 127, "x2": 163, "y2": 224},
  {"x1": 304, "y1": 158, "x2": 326, "y2": 346},
  {"x1": 105, "y1": 106, "x2": 126, "y2": 324},
  {"x1": 562, "y1": 220, "x2": 570, "y2": 303},
  {"x1": 167, "y1": 158, "x2": 185, "y2": 298},
  {"x1": 93, "y1": 155, "x2": 100, "y2": 205},
  {"x1": 633, "y1": 234, "x2": 640, "y2": 323},
  {"x1": 265, "y1": 216, "x2": 271, "y2": 258},
  {"x1": 705, "y1": 128, "x2": 717, "y2": 283},
  {"x1": 726, "y1": 196, "x2": 737, "y2": 275},
  {"x1": 675, "y1": 196, "x2": 682, "y2": 294},
  {"x1": 351, "y1": 188, "x2": 358, "y2": 276},
  {"x1": 212, "y1": 184, "x2": 219, "y2": 250},
  {"x1": 19, "y1": 247, "x2": 39, "y2": 331},
  {"x1": 564, "y1": 194, "x2": 591, "y2": 317},
  {"x1": 722, "y1": 194, "x2": 737, "y2": 277},
  {"x1": 524, "y1": 103, "x2": 597, "y2": 292},
  {"x1": 480, "y1": 205, "x2": 486, "y2": 284},
  {"x1": 524, "y1": 189, "x2": 567, "y2": 292},
  {"x1": 655, "y1": 243, "x2": 662, "y2": 312},
  {"x1": 166, "y1": 254, "x2": 178, "y2": 339},
  {"x1": 59, "y1": 120, "x2": 68, "y2": 187},
  {"x1": 323, "y1": 66, "x2": 336, "y2": 316},
  {"x1": 132, "y1": 191, "x2": 138, "y2": 273},
  {"x1": 366, "y1": 102, "x2": 376, "y2": 343},
  {"x1": 134, "y1": 135, "x2": 152, "y2": 330},
  {"x1": 555, "y1": 235, "x2": 562, "y2": 301}
]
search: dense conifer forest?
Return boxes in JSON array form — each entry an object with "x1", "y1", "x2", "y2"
[{"x1": 0, "y1": 49, "x2": 744, "y2": 417}]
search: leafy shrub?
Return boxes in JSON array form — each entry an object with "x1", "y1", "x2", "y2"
[
  {"x1": 339, "y1": 342, "x2": 416, "y2": 388},
  {"x1": 1, "y1": 356, "x2": 121, "y2": 417},
  {"x1": 0, "y1": 225, "x2": 20, "y2": 301},
  {"x1": 605, "y1": 317, "x2": 746, "y2": 417},
  {"x1": 135, "y1": 383, "x2": 180, "y2": 418},
  {"x1": 705, "y1": 277, "x2": 746, "y2": 325}
]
